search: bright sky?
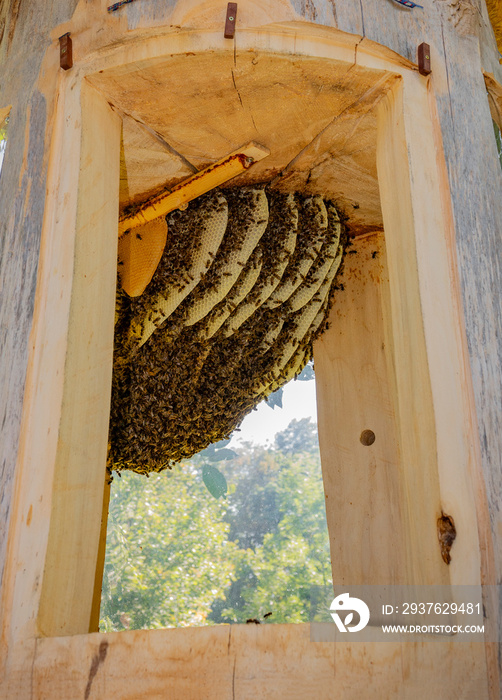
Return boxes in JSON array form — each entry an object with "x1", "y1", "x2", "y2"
[{"x1": 228, "y1": 378, "x2": 318, "y2": 448}]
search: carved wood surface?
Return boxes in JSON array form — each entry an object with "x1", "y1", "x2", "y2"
[
  {"x1": 1, "y1": 0, "x2": 502, "y2": 697},
  {"x1": 0, "y1": 0, "x2": 79, "y2": 595}
]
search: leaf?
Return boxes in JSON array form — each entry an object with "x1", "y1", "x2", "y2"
[
  {"x1": 267, "y1": 387, "x2": 283, "y2": 409},
  {"x1": 213, "y1": 438, "x2": 231, "y2": 449},
  {"x1": 344, "y1": 612, "x2": 354, "y2": 627},
  {"x1": 296, "y1": 364, "x2": 315, "y2": 381},
  {"x1": 199, "y1": 439, "x2": 234, "y2": 461},
  {"x1": 207, "y1": 447, "x2": 238, "y2": 462},
  {"x1": 199, "y1": 443, "x2": 217, "y2": 458},
  {"x1": 202, "y1": 464, "x2": 228, "y2": 499}
]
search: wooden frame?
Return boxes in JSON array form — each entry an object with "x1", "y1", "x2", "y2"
[
  {"x1": 0, "y1": 23, "x2": 496, "y2": 698},
  {"x1": 316, "y1": 75, "x2": 487, "y2": 589}
]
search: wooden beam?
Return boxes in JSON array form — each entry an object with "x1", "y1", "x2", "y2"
[
  {"x1": 31, "y1": 624, "x2": 489, "y2": 698},
  {"x1": 374, "y1": 79, "x2": 447, "y2": 586},
  {"x1": 89, "y1": 476, "x2": 111, "y2": 633},
  {"x1": 37, "y1": 81, "x2": 120, "y2": 637},
  {"x1": 315, "y1": 71, "x2": 491, "y2": 594},
  {"x1": 314, "y1": 232, "x2": 409, "y2": 585},
  {"x1": 117, "y1": 142, "x2": 270, "y2": 236}
]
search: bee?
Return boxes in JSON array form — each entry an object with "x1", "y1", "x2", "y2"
[{"x1": 110, "y1": 188, "x2": 346, "y2": 471}]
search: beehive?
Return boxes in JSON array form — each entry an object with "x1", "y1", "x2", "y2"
[{"x1": 109, "y1": 186, "x2": 346, "y2": 473}]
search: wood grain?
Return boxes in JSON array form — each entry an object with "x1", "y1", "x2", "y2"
[
  {"x1": 315, "y1": 233, "x2": 408, "y2": 585},
  {"x1": 30, "y1": 624, "x2": 488, "y2": 700},
  {"x1": 89, "y1": 51, "x2": 393, "y2": 236},
  {"x1": 1, "y1": 1, "x2": 501, "y2": 697},
  {"x1": 36, "y1": 82, "x2": 120, "y2": 637}
]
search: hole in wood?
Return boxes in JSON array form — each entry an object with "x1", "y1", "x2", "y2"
[
  {"x1": 437, "y1": 512, "x2": 456, "y2": 564},
  {"x1": 360, "y1": 429, "x2": 375, "y2": 446}
]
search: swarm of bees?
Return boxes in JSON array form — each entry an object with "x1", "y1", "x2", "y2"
[{"x1": 109, "y1": 186, "x2": 346, "y2": 474}]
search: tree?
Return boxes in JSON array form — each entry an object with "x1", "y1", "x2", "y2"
[
  {"x1": 100, "y1": 418, "x2": 332, "y2": 630},
  {"x1": 100, "y1": 465, "x2": 240, "y2": 631},
  {"x1": 211, "y1": 430, "x2": 332, "y2": 624},
  {"x1": 274, "y1": 416, "x2": 319, "y2": 454}
]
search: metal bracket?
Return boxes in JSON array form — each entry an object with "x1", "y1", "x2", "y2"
[
  {"x1": 59, "y1": 33, "x2": 73, "y2": 71},
  {"x1": 224, "y1": 3, "x2": 237, "y2": 39},
  {"x1": 418, "y1": 43, "x2": 431, "y2": 76}
]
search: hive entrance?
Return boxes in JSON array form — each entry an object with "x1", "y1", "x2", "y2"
[{"x1": 110, "y1": 187, "x2": 345, "y2": 473}]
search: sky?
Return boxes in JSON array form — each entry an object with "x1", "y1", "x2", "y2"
[{"x1": 228, "y1": 377, "x2": 318, "y2": 448}]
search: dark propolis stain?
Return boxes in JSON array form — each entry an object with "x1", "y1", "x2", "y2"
[
  {"x1": 84, "y1": 641, "x2": 108, "y2": 700},
  {"x1": 437, "y1": 512, "x2": 456, "y2": 564}
]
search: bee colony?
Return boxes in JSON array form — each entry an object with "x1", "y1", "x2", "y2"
[{"x1": 110, "y1": 186, "x2": 346, "y2": 474}]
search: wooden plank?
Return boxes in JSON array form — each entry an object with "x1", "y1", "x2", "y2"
[
  {"x1": 376, "y1": 76, "x2": 486, "y2": 586},
  {"x1": 36, "y1": 81, "x2": 120, "y2": 637},
  {"x1": 0, "y1": 67, "x2": 91, "y2": 700},
  {"x1": 0, "y1": 0, "x2": 79, "y2": 620},
  {"x1": 315, "y1": 67, "x2": 491, "y2": 610},
  {"x1": 118, "y1": 142, "x2": 270, "y2": 234},
  {"x1": 375, "y1": 80, "x2": 449, "y2": 586},
  {"x1": 314, "y1": 232, "x2": 409, "y2": 585},
  {"x1": 31, "y1": 624, "x2": 489, "y2": 699},
  {"x1": 0, "y1": 68, "x2": 88, "y2": 687}
]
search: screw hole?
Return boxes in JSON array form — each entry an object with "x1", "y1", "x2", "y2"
[{"x1": 360, "y1": 430, "x2": 375, "y2": 446}]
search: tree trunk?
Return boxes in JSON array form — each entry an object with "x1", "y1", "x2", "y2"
[{"x1": 1, "y1": 1, "x2": 501, "y2": 697}]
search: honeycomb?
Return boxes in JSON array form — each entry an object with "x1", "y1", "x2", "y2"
[{"x1": 109, "y1": 186, "x2": 346, "y2": 474}]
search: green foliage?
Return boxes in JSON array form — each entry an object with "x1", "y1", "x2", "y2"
[
  {"x1": 266, "y1": 386, "x2": 283, "y2": 409},
  {"x1": 202, "y1": 463, "x2": 228, "y2": 499},
  {"x1": 100, "y1": 418, "x2": 332, "y2": 631},
  {"x1": 211, "y1": 434, "x2": 332, "y2": 624},
  {"x1": 197, "y1": 440, "x2": 237, "y2": 498},
  {"x1": 223, "y1": 445, "x2": 282, "y2": 550},
  {"x1": 274, "y1": 417, "x2": 319, "y2": 454},
  {"x1": 100, "y1": 466, "x2": 238, "y2": 631},
  {"x1": 296, "y1": 363, "x2": 315, "y2": 381}
]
